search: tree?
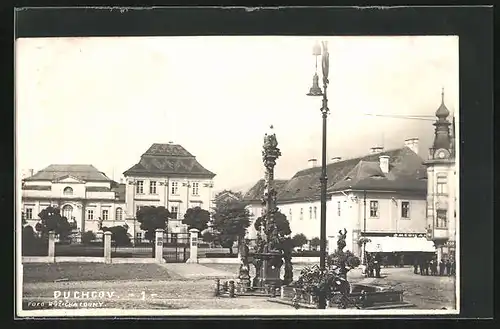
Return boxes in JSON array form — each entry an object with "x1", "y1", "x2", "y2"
[
  {"x1": 292, "y1": 233, "x2": 308, "y2": 249},
  {"x1": 211, "y1": 200, "x2": 251, "y2": 254},
  {"x1": 201, "y1": 230, "x2": 217, "y2": 245},
  {"x1": 182, "y1": 206, "x2": 211, "y2": 232},
  {"x1": 310, "y1": 237, "x2": 321, "y2": 250},
  {"x1": 35, "y1": 206, "x2": 72, "y2": 241},
  {"x1": 253, "y1": 210, "x2": 292, "y2": 238},
  {"x1": 136, "y1": 206, "x2": 171, "y2": 257}
]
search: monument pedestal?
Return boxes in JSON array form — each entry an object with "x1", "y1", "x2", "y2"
[{"x1": 252, "y1": 252, "x2": 283, "y2": 288}]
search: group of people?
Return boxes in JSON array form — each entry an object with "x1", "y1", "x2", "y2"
[
  {"x1": 414, "y1": 257, "x2": 455, "y2": 276},
  {"x1": 363, "y1": 252, "x2": 382, "y2": 278}
]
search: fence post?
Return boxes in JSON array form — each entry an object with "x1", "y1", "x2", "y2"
[
  {"x1": 186, "y1": 228, "x2": 199, "y2": 263},
  {"x1": 155, "y1": 229, "x2": 164, "y2": 263},
  {"x1": 104, "y1": 231, "x2": 112, "y2": 264},
  {"x1": 48, "y1": 231, "x2": 55, "y2": 263}
]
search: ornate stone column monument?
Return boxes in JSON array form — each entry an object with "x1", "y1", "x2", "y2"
[{"x1": 251, "y1": 125, "x2": 284, "y2": 289}]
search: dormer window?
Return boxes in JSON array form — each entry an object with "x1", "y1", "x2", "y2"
[
  {"x1": 63, "y1": 187, "x2": 73, "y2": 195},
  {"x1": 345, "y1": 176, "x2": 351, "y2": 181}
]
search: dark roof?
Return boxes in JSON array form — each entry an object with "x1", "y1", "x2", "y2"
[
  {"x1": 277, "y1": 147, "x2": 427, "y2": 203},
  {"x1": 123, "y1": 143, "x2": 215, "y2": 178},
  {"x1": 86, "y1": 186, "x2": 111, "y2": 192},
  {"x1": 111, "y1": 182, "x2": 126, "y2": 202},
  {"x1": 21, "y1": 185, "x2": 51, "y2": 191},
  {"x1": 23, "y1": 164, "x2": 111, "y2": 182},
  {"x1": 243, "y1": 179, "x2": 288, "y2": 202}
]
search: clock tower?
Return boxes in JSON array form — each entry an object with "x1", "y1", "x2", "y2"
[{"x1": 424, "y1": 88, "x2": 457, "y2": 264}]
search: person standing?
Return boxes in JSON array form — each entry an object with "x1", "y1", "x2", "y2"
[
  {"x1": 419, "y1": 257, "x2": 425, "y2": 275},
  {"x1": 450, "y1": 258, "x2": 456, "y2": 276},
  {"x1": 445, "y1": 259, "x2": 451, "y2": 276},
  {"x1": 424, "y1": 258, "x2": 430, "y2": 276},
  {"x1": 413, "y1": 258, "x2": 419, "y2": 274},
  {"x1": 374, "y1": 252, "x2": 382, "y2": 278},
  {"x1": 399, "y1": 254, "x2": 405, "y2": 268},
  {"x1": 439, "y1": 259, "x2": 445, "y2": 276}
]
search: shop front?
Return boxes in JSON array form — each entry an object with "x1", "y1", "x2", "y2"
[{"x1": 364, "y1": 233, "x2": 436, "y2": 266}]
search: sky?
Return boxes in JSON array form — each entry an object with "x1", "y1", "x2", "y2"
[{"x1": 16, "y1": 36, "x2": 459, "y2": 193}]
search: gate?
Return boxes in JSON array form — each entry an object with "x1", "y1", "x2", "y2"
[{"x1": 163, "y1": 232, "x2": 190, "y2": 263}]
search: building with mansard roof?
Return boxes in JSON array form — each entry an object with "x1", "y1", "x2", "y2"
[
  {"x1": 123, "y1": 142, "x2": 216, "y2": 242},
  {"x1": 424, "y1": 89, "x2": 457, "y2": 264},
  {"x1": 244, "y1": 138, "x2": 435, "y2": 264},
  {"x1": 21, "y1": 164, "x2": 126, "y2": 233}
]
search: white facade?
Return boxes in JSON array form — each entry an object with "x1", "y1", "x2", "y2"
[
  {"x1": 247, "y1": 190, "x2": 427, "y2": 256},
  {"x1": 425, "y1": 159, "x2": 456, "y2": 261},
  {"x1": 22, "y1": 175, "x2": 126, "y2": 233},
  {"x1": 124, "y1": 175, "x2": 214, "y2": 239}
]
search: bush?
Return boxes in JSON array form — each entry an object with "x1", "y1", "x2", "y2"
[
  {"x1": 292, "y1": 233, "x2": 308, "y2": 248},
  {"x1": 22, "y1": 226, "x2": 48, "y2": 256},
  {"x1": 205, "y1": 253, "x2": 238, "y2": 258},
  {"x1": 293, "y1": 250, "x2": 321, "y2": 257},
  {"x1": 81, "y1": 231, "x2": 96, "y2": 245}
]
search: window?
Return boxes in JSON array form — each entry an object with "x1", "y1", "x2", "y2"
[
  {"x1": 135, "y1": 232, "x2": 142, "y2": 240},
  {"x1": 171, "y1": 182, "x2": 179, "y2": 195},
  {"x1": 337, "y1": 201, "x2": 341, "y2": 216},
  {"x1": 436, "y1": 175, "x2": 448, "y2": 195},
  {"x1": 300, "y1": 208, "x2": 303, "y2": 220},
  {"x1": 87, "y1": 209, "x2": 94, "y2": 220},
  {"x1": 171, "y1": 206, "x2": 179, "y2": 219},
  {"x1": 63, "y1": 187, "x2": 73, "y2": 195},
  {"x1": 136, "y1": 180, "x2": 144, "y2": 194},
  {"x1": 25, "y1": 208, "x2": 33, "y2": 220},
  {"x1": 369, "y1": 201, "x2": 379, "y2": 217},
  {"x1": 102, "y1": 209, "x2": 109, "y2": 220},
  {"x1": 149, "y1": 181, "x2": 157, "y2": 194},
  {"x1": 314, "y1": 206, "x2": 317, "y2": 219},
  {"x1": 289, "y1": 209, "x2": 292, "y2": 221},
  {"x1": 115, "y1": 208, "x2": 123, "y2": 221},
  {"x1": 192, "y1": 182, "x2": 199, "y2": 196},
  {"x1": 62, "y1": 205, "x2": 73, "y2": 220},
  {"x1": 401, "y1": 201, "x2": 410, "y2": 218},
  {"x1": 309, "y1": 207, "x2": 312, "y2": 220},
  {"x1": 436, "y1": 209, "x2": 448, "y2": 228},
  {"x1": 136, "y1": 206, "x2": 143, "y2": 216}
]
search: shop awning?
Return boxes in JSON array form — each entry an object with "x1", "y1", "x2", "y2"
[{"x1": 365, "y1": 236, "x2": 436, "y2": 253}]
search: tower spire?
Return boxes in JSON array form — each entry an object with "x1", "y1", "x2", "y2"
[{"x1": 441, "y1": 86, "x2": 444, "y2": 103}]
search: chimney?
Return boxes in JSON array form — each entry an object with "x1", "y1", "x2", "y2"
[
  {"x1": 404, "y1": 138, "x2": 419, "y2": 154},
  {"x1": 331, "y1": 157, "x2": 342, "y2": 163},
  {"x1": 308, "y1": 158, "x2": 318, "y2": 168},
  {"x1": 379, "y1": 155, "x2": 390, "y2": 174},
  {"x1": 370, "y1": 146, "x2": 384, "y2": 154}
]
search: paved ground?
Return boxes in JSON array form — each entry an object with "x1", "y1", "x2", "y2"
[{"x1": 21, "y1": 263, "x2": 456, "y2": 311}]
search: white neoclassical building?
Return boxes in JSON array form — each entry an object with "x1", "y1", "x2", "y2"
[{"x1": 21, "y1": 164, "x2": 126, "y2": 233}]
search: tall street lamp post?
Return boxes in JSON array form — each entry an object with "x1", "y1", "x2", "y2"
[{"x1": 307, "y1": 41, "x2": 329, "y2": 309}]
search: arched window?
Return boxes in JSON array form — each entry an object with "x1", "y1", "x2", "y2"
[
  {"x1": 62, "y1": 204, "x2": 73, "y2": 220},
  {"x1": 63, "y1": 187, "x2": 73, "y2": 195},
  {"x1": 116, "y1": 207, "x2": 123, "y2": 221}
]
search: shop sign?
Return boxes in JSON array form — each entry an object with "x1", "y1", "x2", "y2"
[
  {"x1": 156, "y1": 236, "x2": 163, "y2": 247},
  {"x1": 393, "y1": 233, "x2": 426, "y2": 238},
  {"x1": 191, "y1": 237, "x2": 198, "y2": 247}
]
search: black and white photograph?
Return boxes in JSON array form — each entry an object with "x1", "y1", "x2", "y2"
[{"x1": 15, "y1": 9, "x2": 465, "y2": 317}]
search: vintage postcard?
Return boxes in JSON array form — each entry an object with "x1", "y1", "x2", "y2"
[{"x1": 15, "y1": 33, "x2": 459, "y2": 317}]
